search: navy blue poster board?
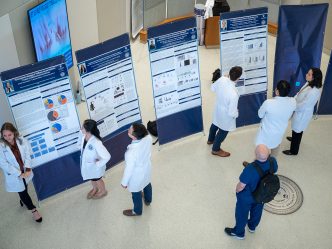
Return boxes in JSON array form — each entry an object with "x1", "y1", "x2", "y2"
[
  {"x1": 75, "y1": 33, "x2": 141, "y2": 167},
  {"x1": 1, "y1": 56, "x2": 83, "y2": 201},
  {"x1": 318, "y1": 51, "x2": 332, "y2": 115},
  {"x1": 147, "y1": 17, "x2": 204, "y2": 145},
  {"x1": 273, "y1": 4, "x2": 329, "y2": 97},
  {"x1": 220, "y1": 7, "x2": 268, "y2": 127}
]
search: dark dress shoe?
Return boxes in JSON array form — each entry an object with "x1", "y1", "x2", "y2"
[
  {"x1": 242, "y1": 161, "x2": 249, "y2": 167},
  {"x1": 286, "y1": 136, "x2": 292, "y2": 142},
  {"x1": 123, "y1": 209, "x2": 140, "y2": 216},
  {"x1": 207, "y1": 141, "x2": 213, "y2": 145},
  {"x1": 282, "y1": 150, "x2": 297, "y2": 156}
]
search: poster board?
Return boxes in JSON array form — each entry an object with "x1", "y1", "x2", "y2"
[
  {"x1": 1, "y1": 56, "x2": 82, "y2": 200},
  {"x1": 147, "y1": 17, "x2": 203, "y2": 145},
  {"x1": 220, "y1": 7, "x2": 268, "y2": 126}
]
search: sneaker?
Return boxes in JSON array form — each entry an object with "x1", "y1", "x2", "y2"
[
  {"x1": 224, "y1": 227, "x2": 244, "y2": 240},
  {"x1": 144, "y1": 200, "x2": 151, "y2": 206},
  {"x1": 248, "y1": 227, "x2": 255, "y2": 233}
]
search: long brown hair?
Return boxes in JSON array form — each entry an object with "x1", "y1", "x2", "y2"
[{"x1": 1, "y1": 122, "x2": 22, "y2": 146}]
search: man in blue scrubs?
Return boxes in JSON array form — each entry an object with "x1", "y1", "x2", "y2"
[{"x1": 225, "y1": 144, "x2": 278, "y2": 239}]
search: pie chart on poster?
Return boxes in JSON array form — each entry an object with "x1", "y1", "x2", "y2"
[
  {"x1": 51, "y1": 123, "x2": 62, "y2": 133},
  {"x1": 44, "y1": 98, "x2": 54, "y2": 109},
  {"x1": 58, "y1": 95, "x2": 67, "y2": 104},
  {"x1": 47, "y1": 110, "x2": 59, "y2": 121}
]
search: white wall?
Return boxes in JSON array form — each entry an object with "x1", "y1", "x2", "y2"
[
  {"x1": 66, "y1": 0, "x2": 99, "y2": 90},
  {"x1": 0, "y1": 14, "x2": 20, "y2": 124},
  {"x1": 96, "y1": 0, "x2": 131, "y2": 42}
]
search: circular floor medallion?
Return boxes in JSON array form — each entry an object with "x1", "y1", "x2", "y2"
[{"x1": 264, "y1": 175, "x2": 303, "y2": 215}]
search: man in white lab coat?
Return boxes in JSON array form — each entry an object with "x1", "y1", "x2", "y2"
[
  {"x1": 121, "y1": 123, "x2": 152, "y2": 216},
  {"x1": 253, "y1": 80, "x2": 296, "y2": 157},
  {"x1": 208, "y1": 66, "x2": 242, "y2": 157}
]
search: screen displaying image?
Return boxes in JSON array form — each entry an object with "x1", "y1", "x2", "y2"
[{"x1": 28, "y1": 0, "x2": 73, "y2": 68}]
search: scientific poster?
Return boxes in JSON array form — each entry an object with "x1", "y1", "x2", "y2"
[
  {"x1": 76, "y1": 34, "x2": 141, "y2": 138},
  {"x1": 148, "y1": 20, "x2": 201, "y2": 119},
  {"x1": 1, "y1": 56, "x2": 80, "y2": 168},
  {"x1": 220, "y1": 8, "x2": 268, "y2": 96},
  {"x1": 147, "y1": 17, "x2": 203, "y2": 145}
]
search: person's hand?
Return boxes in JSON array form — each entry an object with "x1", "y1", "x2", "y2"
[
  {"x1": 19, "y1": 173, "x2": 25, "y2": 179},
  {"x1": 24, "y1": 171, "x2": 32, "y2": 178},
  {"x1": 121, "y1": 184, "x2": 127, "y2": 189}
]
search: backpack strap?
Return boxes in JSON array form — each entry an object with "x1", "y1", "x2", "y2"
[
  {"x1": 252, "y1": 162, "x2": 264, "y2": 178},
  {"x1": 268, "y1": 157, "x2": 275, "y2": 174},
  {"x1": 253, "y1": 157, "x2": 275, "y2": 177}
]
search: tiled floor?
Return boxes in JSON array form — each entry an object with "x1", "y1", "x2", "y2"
[{"x1": 0, "y1": 35, "x2": 331, "y2": 249}]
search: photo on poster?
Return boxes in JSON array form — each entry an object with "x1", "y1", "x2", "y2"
[
  {"x1": 78, "y1": 63, "x2": 87, "y2": 75},
  {"x1": 149, "y1": 38, "x2": 156, "y2": 50},
  {"x1": 3, "y1": 80, "x2": 15, "y2": 94},
  {"x1": 221, "y1": 19, "x2": 227, "y2": 30}
]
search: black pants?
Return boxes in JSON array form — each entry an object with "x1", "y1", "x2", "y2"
[
  {"x1": 18, "y1": 179, "x2": 36, "y2": 210},
  {"x1": 290, "y1": 130, "x2": 303, "y2": 155}
]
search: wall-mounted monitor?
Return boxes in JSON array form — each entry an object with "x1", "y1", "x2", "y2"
[{"x1": 28, "y1": 0, "x2": 73, "y2": 68}]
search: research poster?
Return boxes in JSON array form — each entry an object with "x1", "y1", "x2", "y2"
[
  {"x1": 220, "y1": 8, "x2": 268, "y2": 96},
  {"x1": 148, "y1": 22, "x2": 202, "y2": 119},
  {"x1": 76, "y1": 34, "x2": 141, "y2": 138},
  {"x1": 1, "y1": 56, "x2": 80, "y2": 168}
]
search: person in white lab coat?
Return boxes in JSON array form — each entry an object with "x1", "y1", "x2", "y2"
[
  {"x1": 0, "y1": 122, "x2": 42, "y2": 222},
  {"x1": 121, "y1": 123, "x2": 152, "y2": 216},
  {"x1": 242, "y1": 80, "x2": 296, "y2": 166},
  {"x1": 255, "y1": 80, "x2": 296, "y2": 155},
  {"x1": 207, "y1": 66, "x2": 242, "y2": 157},
  {"x1": 283, "y1": 68, "x2": 323, "y2": 155},
  {"x1": 80, "y1": 119, "x2": 111, "y2": 199}
]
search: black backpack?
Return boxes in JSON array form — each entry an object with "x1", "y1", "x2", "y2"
[
  {"x1": 252, "y1": 158, "x2": 280, "y2": 203},
  {"x1": 212, "y1": 68, "x2": 221, "y2": 83},
  {"x1": 147, "y1": 120, "x2": 159, "y2": 145}
]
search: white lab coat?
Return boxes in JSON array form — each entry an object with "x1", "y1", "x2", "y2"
[
  {"x1": 0, "y1": 137, "x2": 33, "y2": 192},
  {"x1": 255, "y1": 96, "x2": 296, "y2": 149},
  {"x1": 121, "y1": 135, "x2": 152, "y2": 193},
  {"x1": 291, "y1": 83, "x2": 322, "y2": 133},
  {"x1": 212, "y1": 76, "x2": 239, "y2": 131},
  {"x1": 80, "y1": 135, "x2": 111, "y2": 181}
]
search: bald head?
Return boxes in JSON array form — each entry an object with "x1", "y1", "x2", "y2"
[{"x1": 255, "y1": 144, "x2": 270, "y2": 162}]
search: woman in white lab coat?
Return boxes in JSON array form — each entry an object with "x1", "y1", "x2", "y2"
[
  {"x1": 283, "y1": 68, "x2": 323, "y2": 155},
  {"x1": 255, "y1": 80, "x2": 296, "y2": 155},
  {"x1": 207, "y1": 66, "x2": 242, "y2": 157},
  {"x1": 0, "y1": 122, "x2": 42, "y2": 222},
  {"x1": 80, "y1": 119, "x2": 111, "y2": 199},
  {"x1": 121, "y1": 123, "x2": 152, "y2": 216}
]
